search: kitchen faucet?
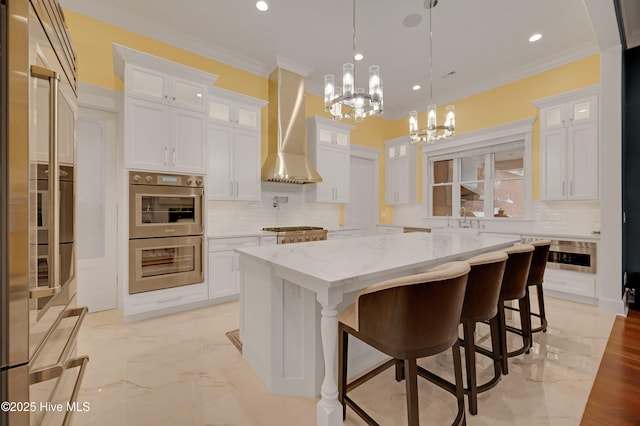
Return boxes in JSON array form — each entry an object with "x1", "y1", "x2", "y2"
[{"x1": 459, "y1": 207, "x2": 470, "y2": 228}]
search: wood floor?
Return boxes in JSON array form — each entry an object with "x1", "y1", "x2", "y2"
[{"x1": 581, "y1": 308, "x2": 640, "y2": 426}]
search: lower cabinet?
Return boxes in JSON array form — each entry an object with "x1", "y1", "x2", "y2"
[
  {"x1": 543, "y1": 268, "x2": 596, "y2": 300},
  {"x1": 208, "y1": 236, "x2": 260, "y2": 300}
]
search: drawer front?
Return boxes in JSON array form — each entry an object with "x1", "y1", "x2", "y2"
[{"x1": 543, "y1": 269, "x2": 595, "y2": 297}]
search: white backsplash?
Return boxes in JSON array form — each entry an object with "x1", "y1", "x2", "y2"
[
  {"x1": 390, "y1": 200, "x2": 601, "y2": 237},
  {"x1": 207, "y1": 182, "x2": 340, "y2": 233}
]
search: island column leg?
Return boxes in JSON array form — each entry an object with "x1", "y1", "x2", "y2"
[{"x1": 317, "y1": 302, "x2": 343, "y2": 426}]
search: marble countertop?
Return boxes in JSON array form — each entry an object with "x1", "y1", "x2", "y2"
[
  {"x1": 208, "y1": 226, "x2": 361, "y2": 239},
  {"x1": 236, "y1": 232, "x2": 520, "y2": 285}
]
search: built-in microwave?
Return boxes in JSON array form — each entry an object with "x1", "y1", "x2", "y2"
[{"x1": 524, "y1": 238, "x2": 597, "y2": 274}]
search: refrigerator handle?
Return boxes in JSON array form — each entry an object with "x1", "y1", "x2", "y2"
[{"x1": 30, "y1": 66, "x2": 61, "y2": 297}]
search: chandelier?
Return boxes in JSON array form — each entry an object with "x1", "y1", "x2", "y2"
[
  {"x1": 409, "y1": 0, "x2": 455, "y2": 144},
  {"x1": 324, "y1": 0, "x2": 383, "y2": 122}
]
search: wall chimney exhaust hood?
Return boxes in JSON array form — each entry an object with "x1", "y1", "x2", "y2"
[{"x1": 261, "y1": 67, "x2": 322, "y2": 184}]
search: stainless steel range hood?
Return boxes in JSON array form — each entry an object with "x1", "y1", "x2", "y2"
[{"x1": 261, "y1": 67, "x2": 322, "y2": 184}]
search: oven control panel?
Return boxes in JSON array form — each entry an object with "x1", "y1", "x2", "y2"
[{"x1": 130, "y1": 171, "x2": 204, "y2": 187}]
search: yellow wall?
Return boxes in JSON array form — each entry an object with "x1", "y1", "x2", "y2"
[{"x1": 64, "y1": 10, "x2": 600, "y2": 225}]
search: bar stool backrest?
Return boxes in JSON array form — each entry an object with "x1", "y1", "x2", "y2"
[
  {"x1": 355, "y1": 261, "x2": 470, "y2": 359},
  {"x1": 500, "y1": 244, "x2": 534, "y2": 301},
  {"x1": 527, "y1": 240, "x2": 551, "y2": 286},
  {"x1": 462, "y1": 251, "x2": 509, "y2": 322}
]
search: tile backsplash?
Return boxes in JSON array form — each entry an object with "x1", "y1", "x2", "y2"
[{"x1": 207, "y1": 182, "x2": 340, "y2": 233}]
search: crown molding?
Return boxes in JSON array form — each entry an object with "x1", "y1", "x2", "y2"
[{"x1": 60, "y1": 0, "x2": 270, "y2": 76}]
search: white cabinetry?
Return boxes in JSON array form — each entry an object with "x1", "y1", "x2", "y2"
[
  {"x1": 113, "y1": 45, "x2": 217, "y2": 174},
  {"x1": 307, "y1": 116, "x2": 354, "y2": 203},
  {"x1": 207, "y1": 89, "x2": 267, "y2": 201},
  {"x1": 208, "y1": 236, "x2": 260, "y2": 300},
  {"x1": 535, "y1": 87, "x2": 599, "y2": 201},
  {"x1": 126, "y1": 64, "x2": 208, "y2": 112},
  {"x1": 384, "y1": 137, "x2": 417, "y2": 205},
  {"x1": 543, "y1": 268, "x2": 596, "y2": 300},
  {"x1": 125, "y1": 98, "x2": 207, "y2": 173}
]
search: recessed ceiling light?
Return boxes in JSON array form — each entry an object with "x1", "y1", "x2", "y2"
[
  {"x1": 256, "y1": 1, "x2": 268, "y2": 12},
  {"x1": 412, "y1": 85, "x2": 421, "y2": 91},
  {"x1": 354, "y1": 53, "x2": 363, "y2": 61},
  {"x1": 529, "y1": 33, "x2": 542, "y2": 43}
]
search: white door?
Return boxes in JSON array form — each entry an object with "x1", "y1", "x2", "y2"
[
  {"x1": 77, "y1": 107, "x2": 118, "y2": 312},
  {"x1": 345, "y1": 152, "x2": 378, "y2": 236}
]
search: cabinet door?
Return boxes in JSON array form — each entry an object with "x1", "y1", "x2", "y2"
[
  {"x1": 395, "y1": 157, "x2": 411, "y2": 204},
  {"x1": 540, "y1": 128, "x2": 567, "y2": 200},
  {"x1": 209, "y1": 251, "x2": 239, "y2": 299},
  {"x1": 233, "y1": 129, "x2": 261, "y2": 201},
  {"x1": 172, "y1": 109, "x2": 207, "y2": 173},
  {"x1": 126, "y1": 65, "x2": 169, "y2": 103},
  {"x1": 207, "y1": 123, "x2": 234, "y2": 200},
  {"x1": 125, "y1": 98, "x2": 170, "y2": 170},
  {"x1": 540, "y1": 105, "x2": 566, "y2": 130},
  {"x1": 315, "y1": 144, "x2": 337, "y2": 202},
  {"x1": 568, "y1": 121, "x2": 598, "y2": 200},
  {"x1": 172, "y1": 77, "x2": 207, "y2": 112},
  {"x1": 569, "y1": 96, "x2": 597, "y2": 125},
  {"x1": 333, "y1": 147, "x2": 350, "y2": 203},
  {"x1": 236, "y1": 104, "x2": 260, "y2": 131}
]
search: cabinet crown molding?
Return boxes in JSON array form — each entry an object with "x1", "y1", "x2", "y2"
[
  {"x1": 113, "y1": 43, "x2": 218, "y2": 86},
  {"x1": 532, "y1": 85, "x2": 600, "y2": 109}
]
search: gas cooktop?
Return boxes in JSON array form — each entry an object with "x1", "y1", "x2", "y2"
[{"x1": 262, "y1": 226, "x2": 324, "y2": 232}]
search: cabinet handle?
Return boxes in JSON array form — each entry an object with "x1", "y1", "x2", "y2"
[
  {"x1": 229, "y1": 181, "x2": 234, "y2": 197},
  {"x1": 172, "y1": 148, "x2": 176, "y2": 167},
  {"x1": 164, "y1": 147, "x2": 168, "y2": 166},
  {"x1": 236, "y1": 182, "x2": 239, "y2": 196}
]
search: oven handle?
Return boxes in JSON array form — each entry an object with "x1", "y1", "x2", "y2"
[{"x1": 31, "y1": 65, "x2": 61, "y2": 297}]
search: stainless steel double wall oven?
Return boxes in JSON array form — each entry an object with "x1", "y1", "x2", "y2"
[
  {"x1": 2, "y1": 1, "x2": 88, "y2": 425},
  {"x1": 128, "y1": 171, "x2": 205, "y2": 294}
]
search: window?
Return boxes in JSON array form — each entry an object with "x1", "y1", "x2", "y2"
[{"x1": 422, "y1": 119, "x2": 533, "y2": 219}]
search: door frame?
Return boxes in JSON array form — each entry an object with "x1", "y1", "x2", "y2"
[
  {"x1": 77, "y1": 83, "x2": 124, "y2": 309},
  {"x1": 345, "y1": 145, "x2": 380, "y2": 235}
]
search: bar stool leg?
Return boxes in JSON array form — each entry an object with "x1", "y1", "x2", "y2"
[
  {"x1": 489, "y1": 315, "x2": 502, "y2": 380},
  {"x1": 462, "y1": 321, "x2": 478, "y2": 415},
  {"x1": 452, "y1": 340, "x2": 467, "y2": 426},
  {"x1": 537, "y1": 283, "x2": 548, "y2": 332},
  {"x1": 395, "y1": 359, "x2": 405, "y2": 381},
  {"x1": 404, "y1": 358, "x2": 419, "y2": 426},
  {"x1": 497, "y1": 300, "x2": 509, "y2": 375},
  {"x1": 519, "y1": 294, "x2": 533, "y2": 355}
]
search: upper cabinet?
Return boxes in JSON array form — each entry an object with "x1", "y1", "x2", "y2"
[
  {"x1": 534, "y1": 86, "x2": 599, "y2": 201},
  {"x1": 307, "y1": 116, "x2": 354, "y2": 204},
  {"x1": 207, "y1": 88, "x2": 267, "y2": 201},
  {"x1": 126, "y1": 65, "x2": 208, "y2": 112},
  {"x1": 384, "y1": 137, "x2": 417, "y2": 205},
  {"x1": 113, "y1": 44, "x2": 218, "y2": 174}
]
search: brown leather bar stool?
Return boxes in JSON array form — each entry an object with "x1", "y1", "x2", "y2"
[
  {"x1": 526, "y1": 240, "x2": 552, "y2": 333},
  {"x1": 338, "y1": 261, "x2": 470, "y2": 426},
  {"x1": 504, "y1": 240, "x2": 551, "y2": 347},
  {"x1": 497, "y1": 244, "x2": 534, "y2": 375},
  {"x1": 424, "y1": 251, "x2": 507, "y2": 416},
  {"x1": 460, "y1": 251, "x2": 508, "y2": 415}
]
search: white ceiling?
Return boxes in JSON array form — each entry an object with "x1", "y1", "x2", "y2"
[{"x1": 60, "y1": 0, "x2": 605, "y2": 120}]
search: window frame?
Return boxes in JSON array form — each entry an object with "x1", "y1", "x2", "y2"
[{"x1": 421, "y1": 118, "x2": 534, "y2": 220}]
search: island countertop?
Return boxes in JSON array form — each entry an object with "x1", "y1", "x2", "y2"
[{"x1": 236, "y1": 231, "x2": 520, "y2": 287}]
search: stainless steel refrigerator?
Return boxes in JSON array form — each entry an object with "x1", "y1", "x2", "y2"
[{"x1": 1, "y1": 0, "x2": 88, "y2": 425}]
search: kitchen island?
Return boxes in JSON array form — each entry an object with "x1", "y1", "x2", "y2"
[{"x1": 236, "y1": 232, "x2": 520, "y2": 426}]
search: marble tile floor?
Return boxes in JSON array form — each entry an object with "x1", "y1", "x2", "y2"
[{"x1": 74, "y1": 295, "x2": 615, "y2": 425}]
